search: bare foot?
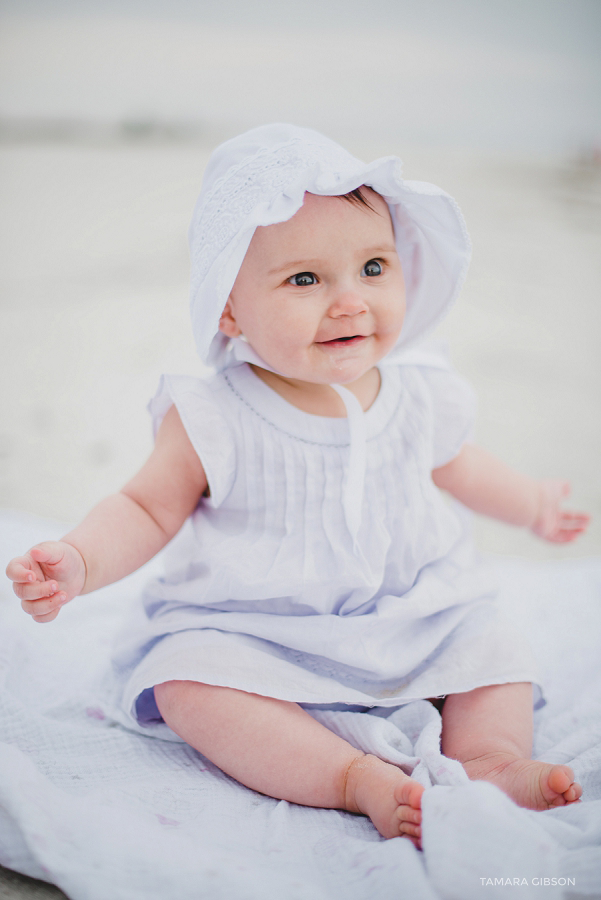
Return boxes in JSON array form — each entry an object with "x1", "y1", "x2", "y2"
[
  {"x1": 344, "y1": 754, "x2": 424, "y2": 845},
  {"x1": 463, "y1": 752, "x2": 583, "y2": 809}
]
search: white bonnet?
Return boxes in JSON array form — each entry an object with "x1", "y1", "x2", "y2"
[{"x1": 189, "y1": 123, "x2": 471, "y2": 370}]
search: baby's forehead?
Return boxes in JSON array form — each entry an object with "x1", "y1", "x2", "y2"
[
  {"x1": 257, "y1": 189, "x2": 392, "y2": 242},
  {"x1": 240, "y1": 190, "x2": 396, "y2": 274},
  {"x1": 302, "y1": 187, "x2": 388, "y2": 217}
]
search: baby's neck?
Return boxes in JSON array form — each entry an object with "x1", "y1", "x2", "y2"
[{"x1": 249, "y1": 366, "x2": 381, "y2": 417}]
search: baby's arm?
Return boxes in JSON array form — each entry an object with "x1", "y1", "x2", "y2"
[
  {"x1": 432, "y1": 443, "x2": 590, "y2": 542},
  {"x1": 6, "y1": 406, "x2": 207, "y2": 622}
]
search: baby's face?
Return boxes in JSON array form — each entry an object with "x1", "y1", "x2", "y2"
[{"x1": 219, "y1": 189, "x2": 405, "y2": 386}]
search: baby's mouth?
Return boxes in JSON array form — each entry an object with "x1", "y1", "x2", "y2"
[{"x1": 318, "y1": 335, "x2": 366, "y2": 346}]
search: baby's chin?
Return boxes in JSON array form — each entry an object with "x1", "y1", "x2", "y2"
[
  {"x1": 255, "y1": 364, "x2": 375, "y2": 390},
  {"x1": 301, "y1": 366, "x2": 380, "y2": 390},
  {"x1": 315, "y1": 357, "x2": 387, "y2": 387},
  {"x1": 282, "y1": 361, "x2": 373, "y2": 385},
  {"x1": 252, "y1": 343, "x2": 386, "y2": 387}
]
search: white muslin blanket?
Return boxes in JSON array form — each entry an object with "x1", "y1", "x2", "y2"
[{"x1": 0, "y1": 511, "x2": 600, "y2": 900}]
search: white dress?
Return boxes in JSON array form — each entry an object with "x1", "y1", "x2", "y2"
[{"x1": 113, "y1": 361, "x2": 541, "y2": 736}]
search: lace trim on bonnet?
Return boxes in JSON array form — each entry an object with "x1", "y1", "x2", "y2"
[{"x1": 190, "y1": 138, "x2": 346, "y2": 296}]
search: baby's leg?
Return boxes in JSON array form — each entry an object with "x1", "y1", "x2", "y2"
[
  {"x1": 154, "y1": 681, "x2": 424, "y2": 843},
  {"x1": 441, "y1": 682, "x2": 582, "y2": 809}
]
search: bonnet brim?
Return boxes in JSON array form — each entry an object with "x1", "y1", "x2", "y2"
[{"x1": 188, "y1": 124, "x2": 471, "y2": 370}]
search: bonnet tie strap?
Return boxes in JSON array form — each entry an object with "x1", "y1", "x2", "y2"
[{"x1": 331, "y1": 384, "x2": 366, "y2": 548}]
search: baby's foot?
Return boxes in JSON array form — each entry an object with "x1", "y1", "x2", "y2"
[
  {"x1": 462, "y1": 752, "x2": 582, "y2": 810},
  {"x1": 344, "y1": 754, "x2": 424, "y2": 845}
]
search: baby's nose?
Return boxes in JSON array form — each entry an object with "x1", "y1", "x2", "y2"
[{"x1": 328, "y1": 288, "x2": 368, "y2": 317}]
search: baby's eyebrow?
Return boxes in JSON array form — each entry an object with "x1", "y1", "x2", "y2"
[
  {"x1": 268, "y1": 245, "x2": 397, "y2": 277},
  {"x1": 268, "y1": 259, "x2": 313, "y2": 276}
]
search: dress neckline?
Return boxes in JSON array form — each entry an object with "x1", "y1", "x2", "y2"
[{"x1": 224, "y1": 363, "x2": 401, "y2": 446}]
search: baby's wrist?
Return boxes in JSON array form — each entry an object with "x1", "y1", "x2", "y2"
[
  {"x1": 528, "y1": 481, "x2": 546, "y2": 532},
  {"x1": 61, "y1": 539, "x2": 89, "y2": 595}
]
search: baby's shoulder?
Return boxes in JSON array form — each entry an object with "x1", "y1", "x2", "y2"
[
  {"x1": 387, "y1": 348, "x2": 477, "y2": 469},
  {"x1": 151, "y1": 369, "x2": 241, "y2": 422},
  {"x1": 150, "y1": 370, "x2": 238, "y2": 506},
  {"x1": 158, "y1": 369, "x2": 230, "y2": 401},
  {"x1": 390, "y1": 345, "x2": 475, "y2": 410}
]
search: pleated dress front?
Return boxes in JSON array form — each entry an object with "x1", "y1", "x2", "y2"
[{"x1": 114, "y1": 360, "x2": 540, "y2": 737}]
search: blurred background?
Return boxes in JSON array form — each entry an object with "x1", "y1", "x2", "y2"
[{"x1": 1, "y1": 0, "x2": 600, "y2": 558}]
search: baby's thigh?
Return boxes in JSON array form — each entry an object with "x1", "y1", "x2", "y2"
[{"x1": 154, "y1": 679, "x2": 231, "y2": 724}]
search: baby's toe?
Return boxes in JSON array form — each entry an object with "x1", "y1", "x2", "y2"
[
  {"x1": 397, "y1": 805, "x2": 421, "y2": 826},
  {"x1": 543, "y1": 765, "x2": 583, "y2": 807},
  {"x1": 399, "y1": 820, "x2": 421, "y2": 840},
  {"x1": 408, "y1": 782, "x2": 425, "y2": 809},
  {"x1": 563, "y1": 782, "x2": 582, "y2": 804},
  {"x1": 394, "y1": 779, "x2": 424, "y2": 811},
  {"x1": 547, "y1": 764, "x2": 574, "y2": 796}
]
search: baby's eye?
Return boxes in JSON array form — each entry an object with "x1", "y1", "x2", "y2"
[
  {"x1": 288, "y1": 272, "x2": 317, "y2": 287},
  {"x1": 361, "y1": 259, "x2": 383, "y2": 277}
]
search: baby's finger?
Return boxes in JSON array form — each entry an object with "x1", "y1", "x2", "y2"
[
  {"x1": 13, "y1": 579, "x2": 61, "y2": 602},
  {"x1": 32, "y1": 608, "x2": 61, "y2": 624},
  {"x1": 30, "y1": 542, "x2": 66, "y2": 567},
  {"x1": 562, "y1": 513, "x2": 591, "y2": 527},
  {"x1": 5, "y1": 556, "x2": 37, "y2": 583},
  {"x1": 559, "y1": 509, "x2": 590, "y2": 520},
  {"x1": 554, "y1": 525, "x2": 588, "y2": 538},
  {"x1": 21, "y1": 592, "x2": 68, "y2": 618},
  {"x1": 558, "y1": 514, "x2": 590, "y2": 530},
  {"x1": 549, "y1": 527, "x2": 587, "y2": 543}
]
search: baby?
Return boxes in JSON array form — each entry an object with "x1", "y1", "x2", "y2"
[{"x1": 6, "y1": 125, "x2": 590, "y2": 847}]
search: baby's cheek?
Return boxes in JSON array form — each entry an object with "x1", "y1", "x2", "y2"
[
  {"x1": 378, "y1": 323, "x2": 403, "y2": 355},
  {"x1": 255, "y1": 329, "x2": 302, "y2": 373},
  {"x1": 265, "y1": 330, "x2": 295, "y2": 361}
]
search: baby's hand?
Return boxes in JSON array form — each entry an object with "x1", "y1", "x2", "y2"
[
  {"x1": 5, "y1": 541, "x2": 87, "y2": 623},
  {"x1": 531, "y1": 480, "x2": 591, "y2": 543}
]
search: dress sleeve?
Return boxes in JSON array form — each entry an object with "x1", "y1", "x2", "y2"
[
  {"x1": 418, "y1": 362, "x2": 477, "y2": 469},
  {"x1": 148, "y1": 374, "x2": 236, "y2": 507}
]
